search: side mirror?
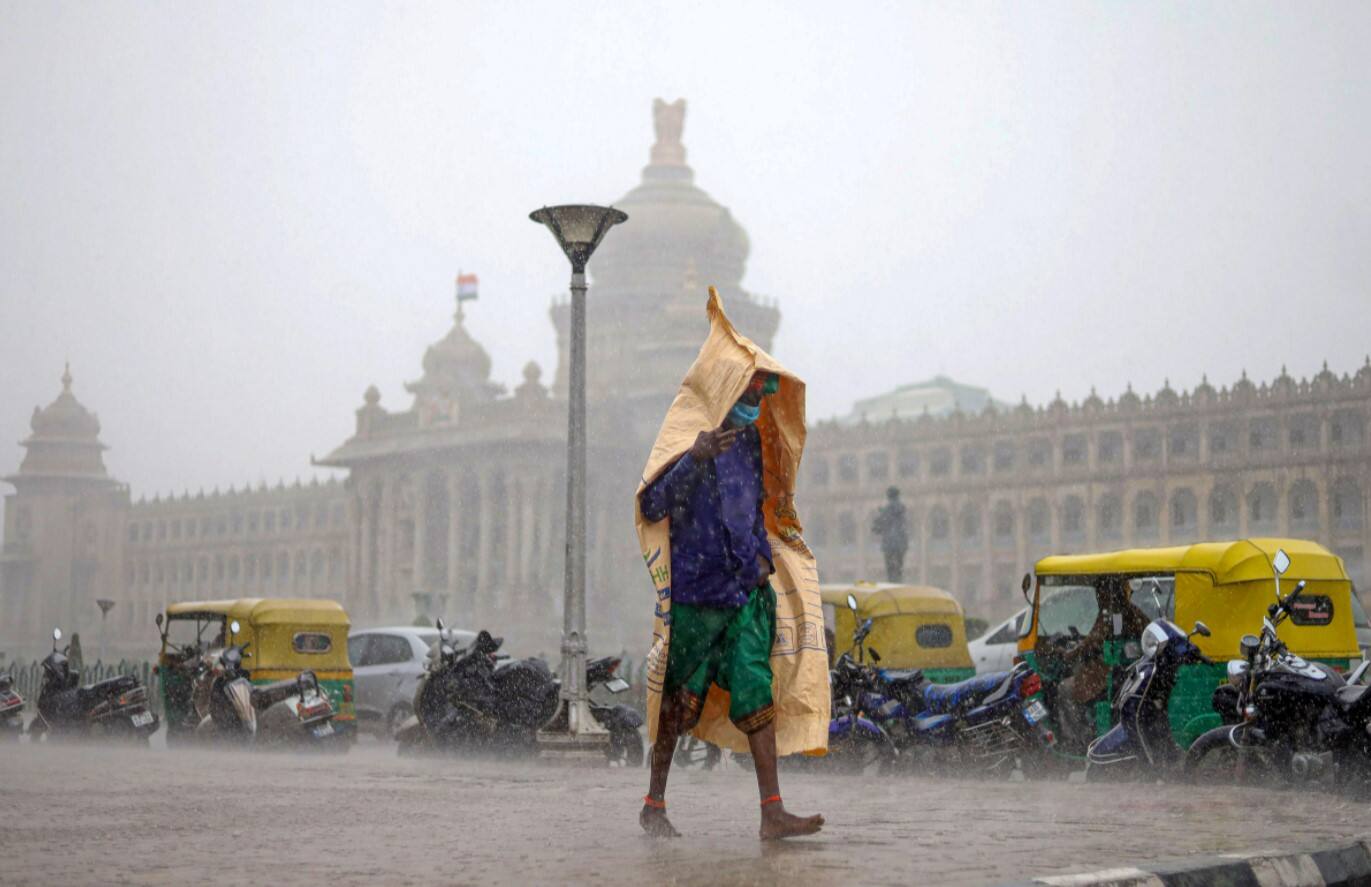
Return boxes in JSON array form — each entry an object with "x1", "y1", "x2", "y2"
[
  {"x1": 869, "y1": 648, "x2": 882, "y2": 663},
  {"x1": 1273, "y1": 549, "x2": 1291, "y2": 576},
  {"x1": 52, "y1": 627, "x2": 62, "y2": 642},
  {"x1": 155, "y1": 613, "x2": 164, "y2": 629},
  {"x1": 1192, "y1": 621, "x2": 1212, "y2": 638},
  {"x1": 436, "y1": 617, "x2": 445, "y2": 632},
  {"x1": 1021, "y1": 573, "x2": 1033, "y2": 603},
  {"x1": 846, "y1": 593, "x2": 858, "y2": 613}
]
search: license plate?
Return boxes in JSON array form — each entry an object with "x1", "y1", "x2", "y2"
[
  {"x1": 131, "y1": 711, "x2": 154, "y2": 728},
  {"x1": 312, "y1": 721, "x2": 335, "y2": 738},
  {"x1": 1023, "y1": 699, "x2": 1048, "y2": 725}
]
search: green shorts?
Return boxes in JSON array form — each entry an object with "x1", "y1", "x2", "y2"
[{"x1": 664, "y1": 583, "x2": 776, "y2": 734}]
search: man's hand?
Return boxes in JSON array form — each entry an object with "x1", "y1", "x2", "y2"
[{"x1": 690, "y1": 424, "x2": 741, "y2": 461}]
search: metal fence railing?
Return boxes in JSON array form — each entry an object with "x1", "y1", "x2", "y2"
[{"x1": 2, "y1": 660, "x2": 161, "y2": 717}]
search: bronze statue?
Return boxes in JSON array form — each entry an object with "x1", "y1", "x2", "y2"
[{"x1": 871, "y1": 486, "x2": 908, "y2": 583}]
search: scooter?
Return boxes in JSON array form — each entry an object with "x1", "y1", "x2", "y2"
[
  {"x1": 0, "y1": 674, "x2": 24, "y2": 737},
  {"x1": 196, "y1": 619, "x2": 338, "y2": 746},
  {"x1": 1186, "y1": 547, "x2": 1371, "y2": 788},
  {"x1": 1085, "y1": 617, "x2": 1212, "y2": 778},
  {"x1": 30, "y1": 628, "x2": 159, "y2": 742}
]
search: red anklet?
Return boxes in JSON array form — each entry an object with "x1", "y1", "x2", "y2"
[
  {"x1": 760, "y1": 794, "x2": 782, "y2": 807},
  {"x1": 643, "y1": 795, "x2": 666, "y2": 809}
]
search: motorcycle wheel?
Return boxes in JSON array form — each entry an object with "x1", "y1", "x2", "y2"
[{"x1": 1185, "y1": 740, "x2": 1274, "y2": 786}]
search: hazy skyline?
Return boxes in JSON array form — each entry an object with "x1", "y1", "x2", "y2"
[{"x1": 2, "y1": 2, "x2": 1368, "y2": 501}]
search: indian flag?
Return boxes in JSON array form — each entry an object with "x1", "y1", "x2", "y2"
[{"x1": 456, "y1": 273, "x2": 479, "y2": 302}]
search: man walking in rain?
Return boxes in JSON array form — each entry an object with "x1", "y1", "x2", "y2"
[{"x1": 635, "y1": 288, "x2": 828, "y2": 841}]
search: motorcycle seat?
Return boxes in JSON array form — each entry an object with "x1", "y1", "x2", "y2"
[
  {"x1": 250, "y1": 678, "x2": 303, "y2": 710},
  {"x1": 79, "y1": 675, "x2": 137, "y2": 703},
  {"x1": 920, "y1": 672, "x2": 1011, "y2": 714}
]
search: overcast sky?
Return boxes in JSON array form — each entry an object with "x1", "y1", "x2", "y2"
[{"x1": 1, "y1": 2, "x2": 1368, "y2": 501}]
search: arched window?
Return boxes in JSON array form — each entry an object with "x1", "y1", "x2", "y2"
[
  {"x1": 1331, "y1": 410, "x2": 1365, "y2": 448},
  {"x1": 1333, "y1": 478, "x2": 1365, "y2": 531},
  {"x1": 809, "y1": 458, "x2": 830, "y2": 486},
  {"x1": 1062, "y1": 496, "x2": 1085, "y2": 540},
  {"x1": 277, "y1": 551, "x2": 289, "y2": 580},
  {"x1": 1169, "y1": 489, "x2": 1198, "y2": 538},
  {"x1": 806, "y1": 513, "x2": 828, "y2": 547},
  {"x1": 928, "y1": 506, "x2": 951, "y2": 546},
  {"x1": 992, "y1": 502, "x2": 1015, "y2": 545},
  {"x1": 837, "y1": 513, "x2": 857, "y2": 546},
  {"x1": 1097, "y1": 494, "x2": 1122, "y2": 539},
  {"x1": 1210, "y1": 486, "x2": 1238, "y2": 532},
  {"x1": 960, "y1": 504, "x2": 982, "y2": 542},
  {"x1": 310, "y1": 550, "x2": 324, "y2": 578},
  {"x1": 1027, "y1": 498, "x2": 1051, "y2": 543},
  {"x1": 1133, "y1": 492, "x2": 1159, "y2": 538},
  {"x1": 245, "y1": 553, "x2": 257, "y2": 581},
  {"x1": 1248, "y1": 483, "x2": 1278, "y2": 530},
  {"x1": 866, "y1": 451, "x2": 890, "y2": 482},
  {"x1": 1289, "y1": 480, "x2": 1320, "y2": 533},
  {"x1": 227, "y1": 556, "x2": 239, "y2": 580}
]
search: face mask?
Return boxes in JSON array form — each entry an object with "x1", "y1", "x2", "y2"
[{"x1": 727, "y1": 401, "x2": 761, "y2": 428}]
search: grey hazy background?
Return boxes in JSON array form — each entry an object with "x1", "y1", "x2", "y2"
[{"x1": 1, "y1": 2, "x2": 1368, "y2": 501}]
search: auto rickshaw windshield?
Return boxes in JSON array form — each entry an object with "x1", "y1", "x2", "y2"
[
  {"x1": 1030, "y1": 575, "x2": 1177, "y2": 640},
  {"x1": 164, "y1": 615, "x2": 225, "y2": 650}
]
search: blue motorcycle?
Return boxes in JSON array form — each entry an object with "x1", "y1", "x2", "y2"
[
  {"x1": 832, "y1": 593, "x2": 1056, "y2": 774},
  {"x1": 1085, "y1": 617, "x2": 1212, "y2": 778}
]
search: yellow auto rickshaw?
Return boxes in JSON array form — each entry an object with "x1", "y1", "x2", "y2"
[
  {"x1": 156, "y1": 598, "x2": 356, "y2": 741},
  {"x1": 1017, "y1": 538, "x2": 1359, "y2": 752},
  {"x1": 820, "y1": 582, "x2": 976, "y2": 683}
]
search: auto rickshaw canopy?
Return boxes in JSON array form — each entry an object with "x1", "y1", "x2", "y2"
[
  {"x1": 1031, "y1": 538, "x2": 1357, "y2": 661},
  {"x1": 162, "y1": 598, "x2": 352, "y2": 675},
  {"x1": 820, "y1": 582, "x2": 974, "y2": 671}
]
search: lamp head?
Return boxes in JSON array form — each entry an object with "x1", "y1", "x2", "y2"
[{"x1": 530, "y1": 204, "x2": 628, "y2": 272}]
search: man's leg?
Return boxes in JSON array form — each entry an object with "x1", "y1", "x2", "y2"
[
  {"x1": 746, "y1": 720, "x2": 825, "y2": 840},
  {"x1": 641, "y1": 691, "x2": 695, "y2": 838}
]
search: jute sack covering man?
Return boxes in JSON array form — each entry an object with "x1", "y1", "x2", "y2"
[{"x1": 635, "y1": 287, "x2": 830, "y2": 840}]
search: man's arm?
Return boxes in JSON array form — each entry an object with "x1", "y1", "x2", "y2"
[
  {"x1": 638, "y1": 425, "x2": 742, "y2": 522},
  {"x1": 638, "y1": 453, "x2": 701, "y2": 523}
]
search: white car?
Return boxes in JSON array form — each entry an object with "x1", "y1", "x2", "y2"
[
  {"x1": 348, "y1": 625, "x2": 476, "y2": 737},
  {"x1": 968, "y1": 608, "x2": 1028, "y2": 675}
]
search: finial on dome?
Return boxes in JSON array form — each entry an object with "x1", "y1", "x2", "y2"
[
  {"x1": 61, "y1": 362, "x2": 72, "y2": 392},
  {"x1": 650, "y1": 98, "x2": 687, "y2": 167},
  {"x1": 363, "y1": 385, "x2": 381, "y2": 407}
]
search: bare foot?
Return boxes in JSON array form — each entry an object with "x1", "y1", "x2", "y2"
[
  {"x1": 640, "y1": 805, "x2": 681, "y2": 838},
  {"x1": 759, "y1": 804, "x2": 824, "y2": 841}
]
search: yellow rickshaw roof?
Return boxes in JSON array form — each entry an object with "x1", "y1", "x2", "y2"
[
  {"x1": 226, "y1": 598, "x2": 351, "y2": 626},
  {"x1": 1035, "y1": 538, "x2": 1349, "y2": 585},
  {"x1": 165, "y1": 599, "x2": 238, "y2": 618},
  {"x1": 819, "y1": 583, "x2": 964, "y2": 617},
  {"x1": 165, "y1": 598, "x2": 350, "y2": 626}
]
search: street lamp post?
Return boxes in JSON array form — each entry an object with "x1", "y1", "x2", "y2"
[
  {"x1": 96, "y1": 599, "x2": 115, "y2": 662},
  {"x1": 529, "y1": 204, "x2": 627, "y2": 757}
]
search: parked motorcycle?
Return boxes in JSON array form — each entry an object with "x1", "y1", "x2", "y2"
[
  {"x1": 831, "y1": 592, "x2": 1055, "y2": 775},
  {"x1": 396, "y1": 621, "x2": 644, "y2": 764},
  {"x1": 1186, "y1": 547, "x2": 1371, "y2": 788},
  {"x1": 0, "y1": 674, "x2": 24, "y2": 737},
  {"x1": 1085, "y1": 617, "x2": 1213, "y2": 778},
  {"x1": 29, "y1": 628, "x2": 159, "y2": 742},
  {"x1": 196, "y1": 620, "x2": 338, "y2": 746}
]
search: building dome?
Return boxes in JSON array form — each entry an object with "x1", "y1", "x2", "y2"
[
  {"x1": 589, "y1": 99, "x2": 751, "y2": 296},
  {"x1": 11, "y1": 365, "x2": 113, "y2": 484},
  {"x1": 406, "y1": 303, "x2": 500, "y2": 419}
]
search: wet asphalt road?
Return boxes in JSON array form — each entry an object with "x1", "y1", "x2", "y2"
[{"x1": 5, "y1": 737, "x2": 1371, "y2": 886}]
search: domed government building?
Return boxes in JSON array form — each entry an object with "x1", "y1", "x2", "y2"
[{"x1": 2, "y1": 101, "x2": 1368, "y2": 661}]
